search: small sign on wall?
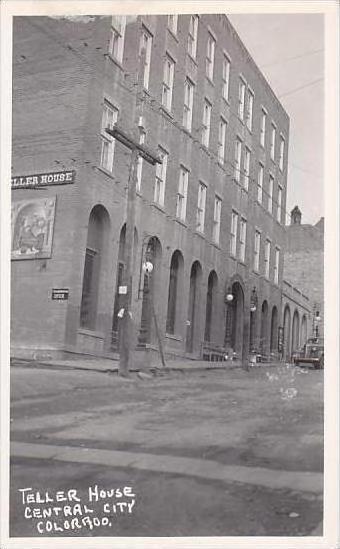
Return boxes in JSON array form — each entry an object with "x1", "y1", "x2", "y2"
[{"x1": 52, "y1": 288, "x2": 69, "y2": 301}]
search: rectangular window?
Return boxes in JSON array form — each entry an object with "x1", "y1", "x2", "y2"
[
  {"x1": 279, "y1": 135, "x2": 285, "y2": 171},
  {"x1": 217, "y1": 118, "x2": 227, "y2": 164},
  {"x1": 274, "y1": 248, "x2": 280, "y2": 284},
  {"x1": 109, "y1": 16, "x2": 126, "y2": 63},
  {"x1": 238, "y1": 78, "x2": 246, "y2": 120},
  {"x1": 222, "y1": 55, "x2": 230, "y2": 101},
  {"x1": 162, "y1": 54, "x2": 175, "y2": 111},
  {"x1": 270, "y1": 123, "x2": 276, "y2": 160},
  {"x1": 202, "y1": 99, "x2": 212, "y2": 147},
  {"x1": 154, "y1": 148, "x2": 168, "y2": 206},
  {"x1": 254, "y1": 230, "x2": 261, "y2": 272},
  {"x1": 206, "y1": 33, "x2": 215, "y2": 80},
  {"x1": 260, "y1": 108, "x2": 266, "y2": 147},
  {"x1": 100, "y1": 101, "x2": 118, "y2": 172},
  {"x1": 277, "y1": 185, "x2": 282, "y2": 223},
  {"x1": 176, "y1": 167, "x2": 189, "y2": 221},
  {"x1": 246, "y1": 89, "x2": 254, "y2": 131},
  {"x1": 243, "y1": 147, "x2": 251, "y2": 190},
  {"x1": 168, "y1": 14, "x2": 178, "y2": 34},
  {"x1": 136, "y1": 130, "x2": 146, "y2": 191},
  {"x1": 196, "y1": 182, "x2": 207, "y2": 233},
  {"x1": 188, "y1": 15, "x2": 198, "y2": 59},
  {"x1": 212, "y1": 196, "x2": 222, "y2": 244},
  {"x1": 268, "y1": 175, "x2": 274, "y2": 213},
  {"x1": 140, "y1": 28, "x2": 152, "y2": 89},
  {"x1": 183, "y1": 78, "x2": 194, "y2": 131},
  {"x1": 230, "y1": 211, "x2": 238, "y2": 256},
  {"x1": 234, "y1": 138, "x2": 242, "y2": 182},
  {"x1": 264, "y1": 239, "x2": 271, "y2": 278},
  {"x1": 257, "y1": 163, "x2": 264, "y2": 203},
  {"x1": 239, "y1": 218, "x2": 247, "y2": 262}
]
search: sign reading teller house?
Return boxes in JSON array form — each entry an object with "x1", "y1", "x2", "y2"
[{"x1": 11, "y1": 170, "x2": 76, "y2": 189}]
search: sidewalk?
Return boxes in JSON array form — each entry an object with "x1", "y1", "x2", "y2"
[{"x1": 11, "y1": 353, "x2": 285, "y2": 374}]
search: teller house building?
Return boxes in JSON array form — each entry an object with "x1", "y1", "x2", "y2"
[{"x1": 11, "y1": 14, "x2": 290, "y2": 363}]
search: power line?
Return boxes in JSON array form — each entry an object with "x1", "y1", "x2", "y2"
[
  {"x1": 259, "y1": 48, "x2": 323, "y2": 70},
  {"x1": 278, "y1": 77, "x2": 323, "y2": 99}
]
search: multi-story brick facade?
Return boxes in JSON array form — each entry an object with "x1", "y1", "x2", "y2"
[
  {"x1": 284, "y1": 206, "x2": 324, "y2": 342},
  {"x1": 11, "y1": 14, "x2": 289, "y2": 363}
]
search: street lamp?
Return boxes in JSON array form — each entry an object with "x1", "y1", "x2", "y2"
[
  {"x1": 225, "y1": 286, "x2": 234, "y2": 303},
  {"x1": 224, "y1": 286, "x2": 234, "y2": 347},
  {"x1": 249, "y1": 287, "x2": 258, "y2": 353}
]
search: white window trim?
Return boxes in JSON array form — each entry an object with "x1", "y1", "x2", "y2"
[
  {"x1": 206, "y1": 33, "x2": 216, "y2": 81},
  {"x1": 202, "y1": 99, "x2": 212, "y2": 148},
  {"x1": 279, "y1": 134, "x2": 285, "y2": 171},
  {"x1": 162, "y1": 53, "x2": 175, "y2": 111},
  {"x1": 154, "y1": 147, "x2": 168, "y2": 206},
  {"x1": 212, "y1": 195, "x2": 222, "y2": 244},
  {"x1": 109, "y1": 16, "x2": 126, "y2": 64},
  {"x1": 243, "y1": 146, "x2": 251, "y2": 191},
  {"x1": 260, "y1": 106, "x2": 267, "y2": 148},
  {"x1": 176, "y1": 166, "x2": 189, "y2": 221},
  {"x1": 196, "y1": 181, "x2": 207, "y2": 233},
  {"x1": 222, "y1": 52, "x2": 231, "y2": 102},
  {"x1": 188, "y1": 14, "x2": 198, "y2": 59},
  {"x1": 230, "y1": 210, "x2": 238, "y2": 257},
  {"x1": 183, "y1": 78, "x2": 194, "y2": 131},
  {"x1": 140, "y1": 27, "x2": 152, "y2": 90},
  {"x1": 268, "y1": 174, "x2": 274, "y2": 214},
  {"x1": 239, "y1": 217, "x2": 247, "y2": 262},
  {"x1": 274, "y1": 247, "x2": 280, "y2": 284},
  {"x1": 264, "y1": 238, "x2": 271, "y2": 279},
  {"x1": 277, "y1": 185, "x2": 283, "y2": 223},
  {"x1": 257, "y1": 163, "x2": 264, "y2": 203},
  {"x1": 234, "y1": 137, "x2": 242, "y2": 182},
  {"x1": 218, "y1": 117, "x2": 227, "y2": 164},
  {"x1": 168, "y1": 14, "x2": 178, "y2": 35},
  {"x1": 100, "y1": 100, "x2": 118, "y2": 172},
  {"x1": 270, "y1": 122, "x2": 277, "y2": 161},
  {"x1": 238, "y1": 76, "x2": 246, "y2": 121},
  {"x1": 254, "y1": 230, "x2": 261, "y2": 272},
  {"x1": 246, "y1": 87, "x2": 254, "y2": 131}
]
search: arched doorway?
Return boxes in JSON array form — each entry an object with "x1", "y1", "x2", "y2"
[
  {"x1": 230, "y1": 281, "x2": 244, "y2": 356},
  {"x1": 186, "y1": 261, "x2": 202, "y2": 353},
  {"x1": 204, "y1": 270, "x2": 218, "y2": 342},
  {"x1": 301, "y1": 315, "x2": 307, "y2": 347},
  {"x1": 291, "y1": 310, "x2": 300, "y2": 355},
  {"x1": 111, "y1": 224, "x2": 138, "y2": 350},
  {"x1": 283, "y1": 305, "x2": 291, "y2": 361},
  {"x1": 260, "y1": 300, "x2": 269, "y2": 356},
  {"x1": 80, "y1": 205, "x2": 110, "y2": 330},
  {"x1": 166, "y1": 250, "x2": 184, "y2": 335},
  {"x1": 270, "y1": 306, "x2": 279, "y2": 353},
  {"x1": 139, "y1": 236, "x2": 162, "y2": 345}
]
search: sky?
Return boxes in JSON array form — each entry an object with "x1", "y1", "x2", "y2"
[{"x1": 228, "y1": 14, "x2": 324, "y2": 226}]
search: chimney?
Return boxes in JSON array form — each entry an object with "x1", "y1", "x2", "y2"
[{"x1": 290, "y1": 205, "x2": 302, "y2": 225}]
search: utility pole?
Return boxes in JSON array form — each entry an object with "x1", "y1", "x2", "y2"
[{"x1": 106, "y1": 48, "x2": 160, "y2": 377}]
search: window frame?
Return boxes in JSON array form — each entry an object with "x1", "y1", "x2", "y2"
[
  {"x1": 260, "y1": 107, "x2": 267, "y2": 147},
  {"x1": 277, "y1": 185, "x2": 283, "y2": 223},
  {"x1": 234, "y1": 137, "x2": 242, "y2": 182},
  {"x1": 254, "y1": 230, "x2": 261, "y2": 272},
  {"x1": 222, "y1": 53, "x2": 231, "y2": 102},
  {"x1": 243, "y1": 146, "x2": 251, "y2": 191},
  {"x1": 176, "y1": 166, "x2": 189, "y2": 221},
  {"x1": 279, "y1": 134, "x2": 285, "y2": 171},
  {"x1": 196, "y1": 181, "x2": 207, "y2": 233},
  {"x1": 206, "y1": 33, "x2": 216, "y2": 81},
  {"x1": 183, "y1": 77, "x2": 194, "y2": 131},
  {"x1": 274, "y1": 247, "x2": 280, "y2": 284},
  {"x1": 264, "y1": 239, "x2": 271, "y2": 279},
  {"x1": 140, "y1": 27, "x2": 152, "y2": 90},
  {"x1": 109, "y1": 16, "x2": 126, "y2": 64},
  {"x1": 268, "y1": 174, "x2": 274, "y2": 214},
  {"x1": 246, "y1": 87, "x2": 254, "y2": 131},
  {"x1": 154, "y1": 147, "x2": 168, "y2": 206},
  {"x1": 202, "y1": 99, "x2": 212, "y2": 148},
  {"x1": 270, "y1": 122, "x2": 276, "y2": 161},
  {"x1": 239, "y1": 217, "x2": 247, "y2": 262},
  {"x1": 188, "y1": 15, "x2": 198, "y2": 59},
  {"x1": 100, "y1": 100, "x2": 118, "y2": 172},
  {"x1": 212, "y1": 195, "x2": 222, "y2": 244},
  {"x1": 238, "y1": 77, "x2": 246, "y2": 121},
  {"x1": 257, "y1": 163, "x2": 264, "y2": 204},
  {"x1": 230, "y1": 210, "x2": 238, "y2": 257},
  {"x1": 162, "y1": 53, "x2": 175, "y2": 111},
  {"x1": 217, "y1": 117, "x2": 227, "y2": 164},
  {"x1": 168, "y1": 14, "x2": 178, "y2": 35}
]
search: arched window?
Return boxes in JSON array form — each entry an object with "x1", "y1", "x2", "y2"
[
  {"x1": 204, "y1": 271, "x2": 218, "y2": 342},
  {"x1": 80, "y1": 205, "x2": 109, "y2": 330},
  {"x1": 270, "y1": 306, "x2": 278, "y2": 351},
  {"x1": 166, "y1": 250, "x2": 184, "y2": 335}
]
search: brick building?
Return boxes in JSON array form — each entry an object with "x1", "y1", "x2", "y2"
[
  {"x1": 284, "y1": 206, "x2": 324, "y2": 342},
  {"x1": 11, "y1": 14, "x2": 290, "y2": 363}
]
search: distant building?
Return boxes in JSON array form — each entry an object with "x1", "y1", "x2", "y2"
[
  {"x1": 284, "y1": 206, "x2": 324, "y2": 346},
  {"x1": 11, "y1": 14, "x2": 290, "y2": 362}
]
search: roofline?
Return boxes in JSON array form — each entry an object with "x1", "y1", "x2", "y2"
[{"x1": 222, "y1": 14, "x2": 290, "y2": 124}]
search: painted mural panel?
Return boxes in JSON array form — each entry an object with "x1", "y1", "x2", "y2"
[{"x1": 11, "y1": 197, "x2": 56, "y2": 260}]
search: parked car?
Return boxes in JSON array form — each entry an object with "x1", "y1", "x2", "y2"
[{"x1": 292, "y1": 338, "x2": 324, "y2": 369}]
